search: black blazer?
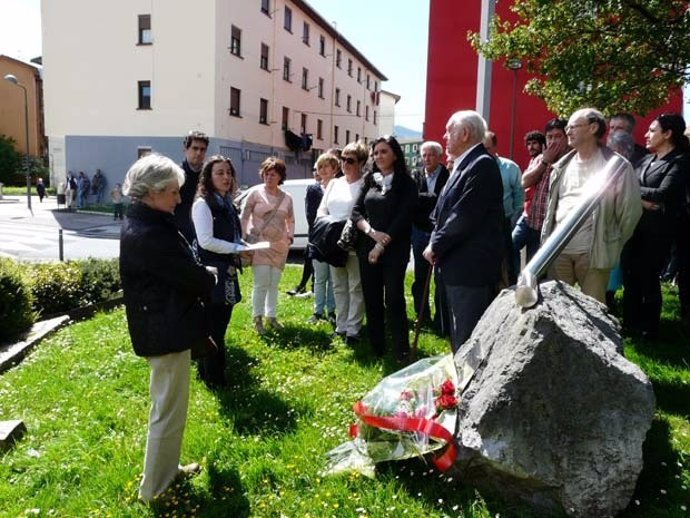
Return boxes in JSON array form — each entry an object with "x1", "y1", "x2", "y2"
[
  {"x1": 635, "y1": 149, "x2": 689, "y2": 237},
  {"x1": 430, "y1": 144, "x2": 504, "y2": 287},
  {"x1": 121, "y1": 202, "x2": 215, "y2": 357},
  {"x1": 352, "y1": 170, "x2": 418, "y2": 268},
  {"x1": 412, "y1": 165, "x2": 450, "y2": 232}
]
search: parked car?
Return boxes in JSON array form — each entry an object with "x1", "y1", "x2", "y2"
[{"x1": 234, "y1": 178, "x2": 314, "y2": 250}]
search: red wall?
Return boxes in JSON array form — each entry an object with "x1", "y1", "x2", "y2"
[{"x1": 424, "y1": 0, "x2": 682, "y2": 170}]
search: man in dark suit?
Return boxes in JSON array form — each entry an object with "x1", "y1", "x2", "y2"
[
  {"x1": 411, "y1": 141, "x2": 450, "y2": 333},
  {"x1": 423, "y1": 110, "x2": 504, "y2": 352}
]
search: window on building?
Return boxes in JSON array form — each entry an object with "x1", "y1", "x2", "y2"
[
  {"x1": 230, "y1": 87, "x2": 241, "y2": 116},
  {"x1": 357, "y1": 67, "x2": 362, "y2": 83},
  {"x1": 356, "y1": 100, "x2": 361, "y2": 117},
  {"x1": 282, "y1": 106, "x2": 289, "y2": 130},
  {"x1": 319, "y1": 35, "x2": 325, "y2": 56},
  {"x1": 355, "y1": 133, "x2": 359, "y2": 141},
  {"x1": 260, "y1": 43, "x2": 269, "y2": 70},
  {"x1": 284, "y1": 6, "x2": 292, "y2": 32},
  {"x1": 334, "y1": 125, "x2": 339, "y2": 144},
  {"x1": 336, "y1": 49, "x2": 342, "y2": 68},
  {"x1": 346, "y1": 95, "x2": 352, "y2": 113},
  {"x1": 318, "y1": 77, "x2": 324, "y2": 99},
  {"x1": 365, "y1": 105, "x2": 369, "y2": 121},
  {"x1": 335, "y1": 88, "x2": 341, "y2": 106},
  {"x1": 259, "y1": 98, "x2": 269, "y2": 124},
  {"x1": 301, "y1": 113, "x2": 307, "y2": 134},
  {"x1": 302, "y1": 22, "x2": 310, "y2": 45},
  {"x1": 364, "y1": 137, "x2": 368, "y2": 145},
  {"x1": 230, "y1": 25, "x2": 242, "y2": 56},
  {"x1": 138, "y1": 15, "x2": 152, "y2": 45},
  {"x1": 374, "y1": 80, "x2": 378, "y2": 91},
  {"x1": 317, "y1": 119, "x2": 323, "y2": 140},
  {"x1": 366, "y1": 74, "x2": 371, "y2": 90},
  {"x1": 373, "y1": 110, "x2": 377, "y2": 125},
  {"x1": 347, "y1": 58, "x2": 353, "y2": 76},
  {"x1": 345, "y1": 130, "x2": 351, "y2": 144},
  {"x1": 301, "y1": 67, "x2": 309, "y2": 90},
  {"x1": 137, "y1": 80, "x2": 151, "y2": 109},
  {"x1": 283, "y1": 56, "x2": 291, "y2": 81},
  {"x1": 261, "y1": 0, "x2": 270, "y2": 16}
]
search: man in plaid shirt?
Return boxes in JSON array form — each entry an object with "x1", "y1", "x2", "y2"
[{"x1": 512, "y1": 119, "x2": 569, "y2": 269}]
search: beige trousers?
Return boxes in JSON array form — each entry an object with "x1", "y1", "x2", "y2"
[
  {"x1": 139, "y1": 349, "x2": 191, "y2": 502},
  {"x1": 330, "y1": 253, "x2": 364, "y2": 337},
  {"x1": 548, "y1": 252, "x2": 610, "y2": 304}
]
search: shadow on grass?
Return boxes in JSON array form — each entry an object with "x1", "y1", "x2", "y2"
[
  {"x1": 214, "y1": 346, "x2": 299, "y2": 436},
  {"x1": 626, "y1": 321, "x2": 690, "y2": 370},
  {"x1": 377, "y1": 458, "x2": 543, "y2": 518},
  {"x1": 259, "y1": 324, "x2": 336, "y2": 353},
  {"x1": 623, "y1": 417, "x2": 686, "y2": 517},
  {"x1": 650, "y1": 378, "x2": 690, "y2": 418},
  {"x1": 149, "y1": 467, "x2": 250, "y2": 518}
]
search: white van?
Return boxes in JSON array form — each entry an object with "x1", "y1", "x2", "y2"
[{"x1": 235, "y1": 178, "x2": 313, "y2": 250}]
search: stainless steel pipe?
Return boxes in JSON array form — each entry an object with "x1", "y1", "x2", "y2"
[{"x1": 515, "y1": 155, "x2": 630, "y2": 308}]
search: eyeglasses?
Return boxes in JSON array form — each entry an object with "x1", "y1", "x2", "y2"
[{"x1": 341, "y1": 157, "x2": 357, "y2": 165}]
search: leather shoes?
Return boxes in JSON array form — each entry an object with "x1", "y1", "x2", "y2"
[{"x1": 177, "y1": 462, "x2": 201, "y2": 478}]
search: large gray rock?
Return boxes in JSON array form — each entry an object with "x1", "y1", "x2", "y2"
[{"x1": 452, "y1": 281, "x2": 655, "y2": 517}]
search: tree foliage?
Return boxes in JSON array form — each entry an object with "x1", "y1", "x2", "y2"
[
  {"x1": 469, "y1": 0, "x2": 690, "y2": 117},
  {"x1": 0, "y1": 134, "x2": 21, "y2": 185}
]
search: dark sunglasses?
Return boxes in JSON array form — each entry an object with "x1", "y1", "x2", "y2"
[{"x1": 341, "y1": 157, "x2": 357, "y2": 165}]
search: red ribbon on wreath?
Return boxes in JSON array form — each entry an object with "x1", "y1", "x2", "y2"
[{"x1": 350, "y1": 400, "x2": 457, "y2": 471}]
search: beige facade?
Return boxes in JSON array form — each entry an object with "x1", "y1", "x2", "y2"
[
  {"x1": 41, "y1": 0, "x2": 391, "y2": 182},
  {"x1": 0, "y1": 55, "x2": 44, "y2": 160}
]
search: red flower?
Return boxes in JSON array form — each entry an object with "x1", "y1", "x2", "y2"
[
  {"x1": 440, "y1": 379, "x2": 456, "y2": 396},
  {"x1": 435, "y1": 394, "x2": 458, "y2": 411}
]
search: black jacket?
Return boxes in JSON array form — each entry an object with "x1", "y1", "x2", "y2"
[
  {"x1": 174, "y1": 160, "x2": 201, "y2": 243},
  {"x1": 352, "y1": 170, "x2": 418, "y2": 268},
  {"x1": 430, "y1": 144, "x2": 504, "y2": 287},
  {"x1": 120, "y1": 202, "x2": 215, "y2": 357},
  {"x1": 412, "y1": 165, "x2": 450, "y2": 232}
]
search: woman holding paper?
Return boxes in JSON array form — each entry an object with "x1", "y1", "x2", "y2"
[
  {"x1": 192, "y1": 155, "x2": 245, "y2": 388},
  {"x1": 241, "y1": 157, "x2": 295, "y2": 334}
]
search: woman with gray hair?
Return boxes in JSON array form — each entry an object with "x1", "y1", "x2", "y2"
[{"x1": 120, "y1": 153, "x2": 216, "y2": 503}]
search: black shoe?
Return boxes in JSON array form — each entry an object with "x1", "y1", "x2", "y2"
[
  {"x1": 330, "y1": 331, "x2": 346, "y2": 340},
  {"x1": 327, "y1": 312, "x2": 336, "y2": 326},
  {"x1": 306, "y1": 313, "x2": 324, "y2": 324},
  {"x1": 345, "y1": 334, "x2": 360, "y2": 346},
  {"x1": 287, "y1": 285, "x2": 306, "y2": 296}
]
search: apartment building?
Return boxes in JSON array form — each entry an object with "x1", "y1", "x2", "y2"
[
  {"x1": 41, "y1": 0, "x2": 388, "y2": 187},
  {"x1": 0, "y1": 55, "x2": 45, "y2": 164}
]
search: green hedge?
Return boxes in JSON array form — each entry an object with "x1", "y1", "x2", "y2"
[
  {"x1": 26, "y1": 258, "x2": 122, "y2": 317},
  {"x1": 0, "y1": 258, "x2": 121, "y2": 341},
  {"x1": 0, "y1": 258, "x2": 35, "y2": 342}
]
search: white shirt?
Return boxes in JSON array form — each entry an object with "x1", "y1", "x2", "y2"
[
  {"x1": 192, "y1": 198, "x2": 243, "y2": 254},
  {"x1": 317, "y1": 176, "x2": 364, "y2": 221}
]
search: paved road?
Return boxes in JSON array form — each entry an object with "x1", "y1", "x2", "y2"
[{"x1": 0, "y1": 195, "x2": 120, "y2": 261}]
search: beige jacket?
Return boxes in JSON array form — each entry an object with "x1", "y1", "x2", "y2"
[{"x1": 541, "y1": 147, "x2": 642, "y2": 269}]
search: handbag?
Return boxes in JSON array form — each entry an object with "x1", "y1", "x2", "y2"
[
  {"x1": 245, "y1": 191, "x2": 286, "y2": 243},
  {"x1": 309, "y1": 216, "x2": 348, "y2": 267},
  {"x1": 337, "y1": 218, "x2": 360, "y2": 251}
]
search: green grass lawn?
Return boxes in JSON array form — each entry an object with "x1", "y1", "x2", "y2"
[{"x1": 0, "y1": 267, "x2": 688, "y2": 517}]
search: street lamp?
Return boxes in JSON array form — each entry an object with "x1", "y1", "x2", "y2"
[
  {"x1": 506, "y1": 59, "x2": 523, "y2": 161},
  {"x1": 4, "y1": 74, "x2": 31, "y2": 210}
]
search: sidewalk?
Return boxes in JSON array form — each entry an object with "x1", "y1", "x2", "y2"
[{"x1": 0, "y1": 195, "x2": 121, "y2": 261}]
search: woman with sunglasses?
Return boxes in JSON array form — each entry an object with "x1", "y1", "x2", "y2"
[
  {"x1": 352, "y1": 135, "x2": 417, "y2": 363},
  {"x1": 621, "y1": 113, "x2": 690, "y2": 339},
  {"x1": 192, "y1": 155, "x2": 245, "y2": 388},
  {"x1": 317, "y1": 141, "x2": 368, "y2": 343}
]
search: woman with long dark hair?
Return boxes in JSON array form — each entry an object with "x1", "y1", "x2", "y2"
[
  {"x1": 192, "y1": 155, "x2": 244, "y2": 387},
  {"x1": 621, "y1": 113, "x2": 690, "y2": 338},
  {"x1": 352, "y1": 135, "x2": 417, "y2": 362}
]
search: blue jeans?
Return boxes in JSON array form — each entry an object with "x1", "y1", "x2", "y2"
[
  {"x1": 312, "y1": 259, "x2": 335, "y2": 315},
  {"x1": 511, "y1": 215, "x2": 541, "y2": 276}
]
